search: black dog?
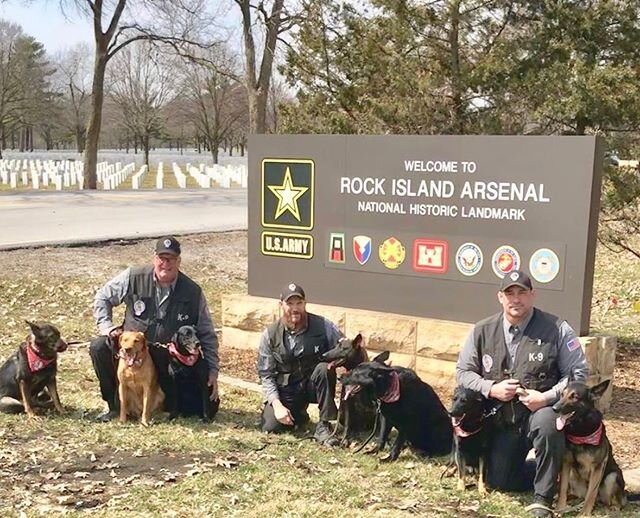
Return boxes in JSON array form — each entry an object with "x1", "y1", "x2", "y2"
[
  {"x1": 164, "y1": 325, "x2": 219, "y2": 422},
  {"x1": 0, "y1": 321, "x2": 67, "y2": 417},
  {"x1": 341, "y1": 358, "x2": 452, "y2": 461},
  {"x1": 553, "y1": 377, "x2": 628, "y2": 515},
  {"x1": 448, "y1": 386, "x2": 492, "y2": 494},
  {"x1": 322, "y1": 334, "x2": 387, "y2": 444}
]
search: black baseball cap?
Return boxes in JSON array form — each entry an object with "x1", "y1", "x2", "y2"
[
  {"x1": 500, "y1": 270, "x2": 533, "y2": 291},
  {"x1": 155, "y1": 236, "x2": 181, "y2": 256},
  {"x1": 280, "y1": 282, "x2": 306, "y2": 301}
]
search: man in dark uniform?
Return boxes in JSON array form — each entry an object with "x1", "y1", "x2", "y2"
[
  {"x1": 257, "y1": 283, "x2": 342, "y2": 446},
  {"x1": 456, "y1": 270, "x2": 588, "y2": 517},
  {"x1": 89, "y1": 236, "x2": 219, "y2": 422}
]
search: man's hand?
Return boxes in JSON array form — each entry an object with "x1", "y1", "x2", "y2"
[
  {"x1": 207, "y1": 373, "x2": 219, "y2": 401},
  {"x1": 518, "y1": 389, "x2": 547, "y2": 412},
  {"x1": 489, "y1": 378, "x2": 521, "y2": 402},
  {"x1": 272, "y1": 400, "x2": 294, "y2": 426}
]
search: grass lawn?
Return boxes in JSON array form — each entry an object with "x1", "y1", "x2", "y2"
[{"x1": 0, "y1": 232, "x2": 638, "y2": 517}]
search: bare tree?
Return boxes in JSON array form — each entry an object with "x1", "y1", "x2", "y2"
[
  {"x1": 0, "y1": 21, "x2": 24, "y2": 157},
  {"x1": 182, "y1": 47, "x2": 245, "y2": 163},
  {"x1": 109, "y1": 41, "x2": 174, "y2": 166},
  {"x1": 234, "y1": 0, "x2": 292, "y2": 133},
  {"x1": 54, "y1": 43, "x2": 92, "y2": 153}
]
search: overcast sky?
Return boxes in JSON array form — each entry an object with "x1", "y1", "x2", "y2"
[{"x1": 0, "y1": 1, "x2": 93, "y2": 54}]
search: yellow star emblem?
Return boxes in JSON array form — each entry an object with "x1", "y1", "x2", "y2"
[{"x1": 268, "y1": 167, "x2": 309, "y2": 221}]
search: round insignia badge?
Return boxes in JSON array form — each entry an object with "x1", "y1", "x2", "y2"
[
  {"x1": 529, "y1": 248, "x2": 560, "y2": 283},
  {"x1": 455, "y1": 242, "x2": 483, "y2": 276},
  {"x1": 378, "y1": 237, "x2": 406, "y2": 270},
  {"x1": 482, "y1": 354, "x2": 493, "y2": 373},
  {"x1": 491, "y1": 245, "x2": 520, "y2": 278},
  {"x1": 288, "y1": 283, "x2": 296, "y2": 290},
  {"x1": 133, "y1": 299, "x2": 146, "y2": 316},
  {"x1": 164, "y1": 239, "x2": 171, "y2": 248}
]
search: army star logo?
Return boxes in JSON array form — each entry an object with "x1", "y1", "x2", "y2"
[
  {"x1": 262, "y1": 159, "x2": 314, "y2": 230},
  {"x1": 268, "y1": 167, "x2": 308, "y2": 221}
]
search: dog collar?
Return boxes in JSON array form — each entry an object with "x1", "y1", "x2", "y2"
[
  {"x1": 26, "y1": 341, "x2": 56, "y2": 373},
  {"x1": 452, "y1": 418, "x2": 482, "y2": 438},
  {"x1": 567, "y1": 422, "x2": 604, "y2": 446},
  {"x1": 118, "y1": 348, "x2": 144, "y2": 368},
  {"x1": 168, "y1": 342, "x2": 200, "y2": 366},
  {"x1": 380, "y1": 371, "x2": 401, "y2": 403}
]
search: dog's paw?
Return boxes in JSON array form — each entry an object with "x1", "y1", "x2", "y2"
[
  {"x1": 26, "y1": 412, "x2": 41, "y2": 421},
  {"x1": 379, "y1": 453, "x2": 395, "y2": 463},
  {"x1": 362, "y1": 444, "x2": 380, "y2": 455},
  {"x1": 140, "y1": 420, "x2": 150, "y2": 427}
]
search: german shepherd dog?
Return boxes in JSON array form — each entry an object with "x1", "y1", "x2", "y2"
[
  {"x1": 322, "y1": 334, "x2": 385, "y2": 445},
  {"x1": 553, "y1": 378, "x2": 627, "y2": 515},
  {"x1": 0, "y1": 321, "x2": 67, "y2": 418},
  {"x1": 341, "y1": 358, "x2": 453, "y2": 461},
  {"x1": 164, "y1": 325, "x2": 219, "y2": 422},
  {"x1": 448, "y1": 386, "x2": 492, "y2": 494},
  {"x1": 117, "y1": 331, "x2": 164, "y2": 426}
]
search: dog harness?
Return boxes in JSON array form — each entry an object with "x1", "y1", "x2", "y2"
[
  {"x1": 380, "y1": 371, "x2": 401, "y2": 403},
  {"x1": 168, "y1": 342, "x2": 200, "y2": 366},
  {"x1": 566, "y1": 422, "x2": 604, "y2": 446},
  {"x1": 26, "y1": 342, "x2": 56, "y2": 373}
]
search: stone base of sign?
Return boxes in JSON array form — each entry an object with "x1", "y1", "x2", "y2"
[{"x1": 221, "y1": 294, "x2": 617, "y2": 412}]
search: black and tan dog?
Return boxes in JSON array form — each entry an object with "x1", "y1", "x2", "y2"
[
  {"x1": 0, "y1": 321, "x2": 67, "y2": 418},
  {"x1": 322, "y1": 334, "x2": 386, "y2": 444},
  {"x1": 341, "y1": 358, "x2": 452, "y2": 461},
  {"x1": 117, "y1": 331, "x2": 164, "y2": 426},
  {"x1": 553, "y1": 378, "x2": 627, "y2": 515},
  {"x1": 164, "y1": 325, "x2": 219, "y2": 422},
  {"x1": 448, "y1": 386, "x2": 493, "y2": 494}
]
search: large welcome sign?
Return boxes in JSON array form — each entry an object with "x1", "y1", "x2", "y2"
[{"x1": 248, "y1": 135, "x2": 603, "y2": 334}]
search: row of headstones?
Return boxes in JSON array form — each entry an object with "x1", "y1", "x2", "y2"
[
  {"x1": 0, "y1": 159, "x2": 84, "y2": 190},
  {"x1": 0, "y1": 159, "x2": 248, "y2": 190}
]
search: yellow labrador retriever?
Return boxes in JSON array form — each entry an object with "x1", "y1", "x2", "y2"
[{"x1": 117, "y1": 331, "x2": 164, "y2": 426}]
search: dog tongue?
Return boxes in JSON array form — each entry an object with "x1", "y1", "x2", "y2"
[
  {"x1": 344, "y1": 385, "x2": 360, "y2": 400},
  {"x1": 556, "y1": 413, "x2": 574, "y2": 431},
  {"x1": 127, "y1": 357, "x2": 136, "y2": 367}
]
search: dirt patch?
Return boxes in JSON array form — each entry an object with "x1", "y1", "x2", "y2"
[{"x1": 2, "y1": 441, "x2": 240, "y2": 514}]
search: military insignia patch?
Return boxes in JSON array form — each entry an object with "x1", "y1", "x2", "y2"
[{"x1": 379, "y1": 237, "x2": 406, "y2": 270}]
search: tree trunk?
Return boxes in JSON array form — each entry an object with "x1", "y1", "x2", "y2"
[
  {"x1": 83, "y1": 49, "x2": 108, "y2": 190},
  {"x1": 143, "y1": 134, "x2": 150, "y2": 166},
  {"x1": 76, "y1": 124, "x2": 85, "y2": 153}
]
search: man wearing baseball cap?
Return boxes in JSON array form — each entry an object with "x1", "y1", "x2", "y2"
[
  {"x1": 257, "y1": 282, "x2": 343, "y2": 446},
  {"x1": 456, "y1": 270, "x2": 588, "y2": 517},
  {"x1": 89, "y1": 236, "x2": 220, "y2": 422}
]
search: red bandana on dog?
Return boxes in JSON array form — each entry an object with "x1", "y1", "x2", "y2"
[
  {"x1": 380, "y1": 371, "x2": 401, "y2": 403},
  {"x1": 168, "y1": 342, "x2": 200, "y2": 366},
  {"x1": 567, "y1": 422, "x2": 604, "y2": 446},
  {"x1": 26, "y1": 343, "x2": 55, "y2": 373}
]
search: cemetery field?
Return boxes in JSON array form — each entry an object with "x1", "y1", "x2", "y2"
[{"x1": 0, "y1": 232, "x2": 639, "y2": 517}]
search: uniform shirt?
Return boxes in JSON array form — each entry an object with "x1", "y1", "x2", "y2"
[
  {"x1": 93, "y1": 267, "x2": 219, "y2": 375},
  {"x1": 456, "y1": 309, "x2": 588, "y2": 404},
  {"x1": 257, "y1": 316, "x2": 342, "y2": 403}
]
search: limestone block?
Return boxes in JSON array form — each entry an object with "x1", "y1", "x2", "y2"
[
  {"x1": 347, "y1": 311, "x2": 416, "y2": 355},
  {"x1": 222, "y1": 327, "x2": 264, "y2": 351},
  {"x1": 415, "y1": 357, "x2": 457, "y2": 388},
  {"x1": 599, "y1": 336, "x2": 617, "y2": 376},
  {"x1": 416, "y1": 319, "x2": 472, "y2": 361},
  {"x1": 222, "y1": 294, "x2": 278, "y2": 331}
]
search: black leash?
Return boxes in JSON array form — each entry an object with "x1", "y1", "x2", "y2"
[{"x1": 353, "y1": 400, "x2": 381, "y2": 454}]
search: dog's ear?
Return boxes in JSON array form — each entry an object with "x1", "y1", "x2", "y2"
[
  {"x1": 372, "y1": 350, "x2": 390, "y2": 363},
  {"x1": 590, "y1": 379, "x2": 610, "y2": 400},
  {"x1": 25, "y1": 320, "x2": 41, "y2": 336},
  {"x1": 353, "y1": 333, "x2": 363, "y2": 348}
]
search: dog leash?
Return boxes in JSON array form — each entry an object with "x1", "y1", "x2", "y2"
[{"x1": 353, "y1": 400, "x2": 381, "y2": 454}]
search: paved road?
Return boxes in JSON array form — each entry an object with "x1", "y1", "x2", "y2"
[{"x1": 0, "y1": 189, "x2": 247, "y2": 249}]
